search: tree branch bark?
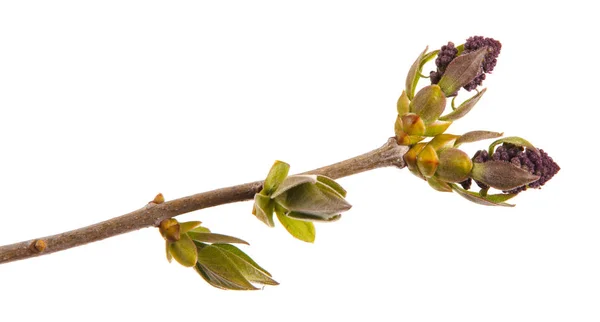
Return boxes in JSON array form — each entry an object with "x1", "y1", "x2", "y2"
[{"x1": 0, "y1": 138, "x2": 408, "y2": 265}]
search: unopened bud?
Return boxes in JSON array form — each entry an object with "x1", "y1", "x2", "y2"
[{"x1": 410, "y1": 85, "x2": 447, "y2": 124}]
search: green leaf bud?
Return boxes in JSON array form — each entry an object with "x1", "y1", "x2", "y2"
[
  {"x1": 159, "y1": 218, "x2": 180, "y2": 242},
  {"x1": 272, "y1": 175, "x2": 351, "y2": 221},
  {"x1": 403, "y1": 143, "x2": 426, "y2": 179},
  {"x1": 168, "y1": 234, "x2": 198, "y2": 267},
  {"x1": 416, "y1": 144, "x2": 439, "y2": 178},
  {"x1": 410, "y1": 85, "x2": 447, "y2": 124},
  {"x1": 435, "y1": 148, "x2": 473, "y2": 183},
  {"x1": 401, "y1": 113, "x2": 426, "y2": 136},
  {"x1": 397, "y1": 90, "x2": 410, "y2": 115}
]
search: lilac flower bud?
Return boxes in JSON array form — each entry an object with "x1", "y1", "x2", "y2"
[
  {"x1": 472, "y1": 143, "x2": 560, "y2": 193},
  {"x1": 430, "y1": 36, "x2": 502, "y2": 92}
]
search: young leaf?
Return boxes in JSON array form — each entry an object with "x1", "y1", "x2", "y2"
[
  {"x1": 196, "y1": 245, "x2": 258, "y2": 290},
  {"x1": 187, "y1": 232, "x2": 249, "y2": 245},
  {"x1": 455, "y1": 130, "x2": 502, "y2": 146},
  {"x1": 405, "y1": 47, "x2": 428, "y2": 100},
  {"x1": 488, "y1": 137, "x2": 540, "y2": 156},
  {"x1": 276, "y1": 210, "x2": 316, "y2": 243},
  {"x1": 450, "y1": 184, "x2": 516, "y2": 207},
  {"x1": 179, "y1": 221, "x2": 202, "y2": 234},
  {"x1": 215, "y1": 246, "x2": 279, "y2": 286},
  {"x1": 165, "y1": 241, "x2": 172, "y2": 263},
  {"x1": 253, "y1": 193, "x2": 275, "y2": 227},
  {"x1": 271, "y1": 175, "x2": 318, "y2": 199},
  {"x1": 168, "y1": 234, "x2": 198, "y2": 267},
  {"x1": 213, "y1": 244, "x2": 273, "y2": 277},
  {"x1": 316, "y1": 175, "x2": 347, "y2": 198},
  {"x1": 274, "y1": 181, "x2": 351, "y2": 218},
  {"x1": 286, "y1": 212, "x2": 341, "y2": 222},
  {"x1": 439, "y1": 88, "x2": 487, "y2": 121},
  {"x1": 263, "y1": 161, "x2": 290, "y2": 195}
]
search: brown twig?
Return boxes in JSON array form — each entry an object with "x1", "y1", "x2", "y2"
[{"x1": 0, "y1": 138, "x2": 408, "y2": 265}]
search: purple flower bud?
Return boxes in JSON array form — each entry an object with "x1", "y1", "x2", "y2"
[
  {"x1": 430, "y1": 36, "x2": 502, "y2": 91},
  {"x1": 472, "y1": 143, "x2": 560, "y2": 193}
]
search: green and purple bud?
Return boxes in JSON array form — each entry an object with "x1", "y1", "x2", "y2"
[
  {"x1": 431, "y1": 36, "x2": 502, "y2": 93},
  {"x1": 403, "y1": 132, "x2": 559, "y2": 206}
]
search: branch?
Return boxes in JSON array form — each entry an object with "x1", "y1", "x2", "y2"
[{"x1": 0, "y1": 138, "x2": 408, "y2": 265}]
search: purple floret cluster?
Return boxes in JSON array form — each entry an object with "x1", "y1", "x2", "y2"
[{"x1": 430, "y1": 42, "x2": 458, "y2": 85}]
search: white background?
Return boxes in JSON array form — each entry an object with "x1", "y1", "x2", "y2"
[{"x1": 0, "y1": 1, "x2": 597, "y2": 321}]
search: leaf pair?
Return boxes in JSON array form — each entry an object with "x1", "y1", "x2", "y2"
[
  {"x1": 194, "y1": 242, "x2": 278, "y2": 290},
  {"x1": 159, "y1": 219, "x2": 277, "y2": 290},
  {"x1": 253, "y1": 161, "x2": 351, "y2": 243}
]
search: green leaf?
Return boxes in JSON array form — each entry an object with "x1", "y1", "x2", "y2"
[
  {"x1": 168, "y1": 234, "x2": 198, "y2": 267},
  {"x1": 286, "y1": 211, "x2": 341, "y2": 222},
  {"x1": 271, "y1": 175, "x2": 317, "y2": 198},
  {"x1": 195, "y1": 245, "x2": 258, "y2": 290},
  {"x1": 214, "y1": 245, "x2": 279, "y2": 286},
  {"x1": 165, "y1": 241, "x2": 172, "y2": 263},
  {"x1": 179, "y1": 221, "x2": 202, "y2": 234},
  {"x1": 439, "y1": 88, "x2": 487, "y2": 121},
  {"x1": 423, "y1": 120, "x2": 452, "y2": 136},
  {"x1": 405, "y1": 47, "x2": 428, "y2": 100},
  {"x1": 213, "y1": 244, "x2": 272, "y2": 277},
  {"x1": 471, "y1": 161, "x2": 540, "y2": 191},
  {"x1": 427, "y1": 176, "x2": 452, "y2": 192},
  {"x1": 276, "y1": 209, "x2": 316, "y2": 243},
  {"x1": 438, "y1": 47, "x2": 487, "y2": 96},
  {"x1": 488, "y1": 137, "x2": 540, "y2": 156},
  {"x1": 450, "y1": 184, "x2": 516, "y2": 207},
  {"x1": 195, "y1": 263, "x2": 253, "y2": 291},
  {"x1": 316, "y1": 175, "x2": 347, "y2": 198},
  {"x1": 274, "y1": 181, "x2": 351, "y2": 218},
  {"x1": 263, "y1": 161, "x2": 290, "y2": 195},
  {"x1": 189, "y1": 226, "x2": 211, "y2": 233},
  {"x1": 187, "y1": 232, "x2": 249, "y2": 245},
  {"x1": 253, "y1": 193, "x2": 275, "y2": 227},
  {"x1": 455, "y1": 130, "x2": 503, "y2": 147}
]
